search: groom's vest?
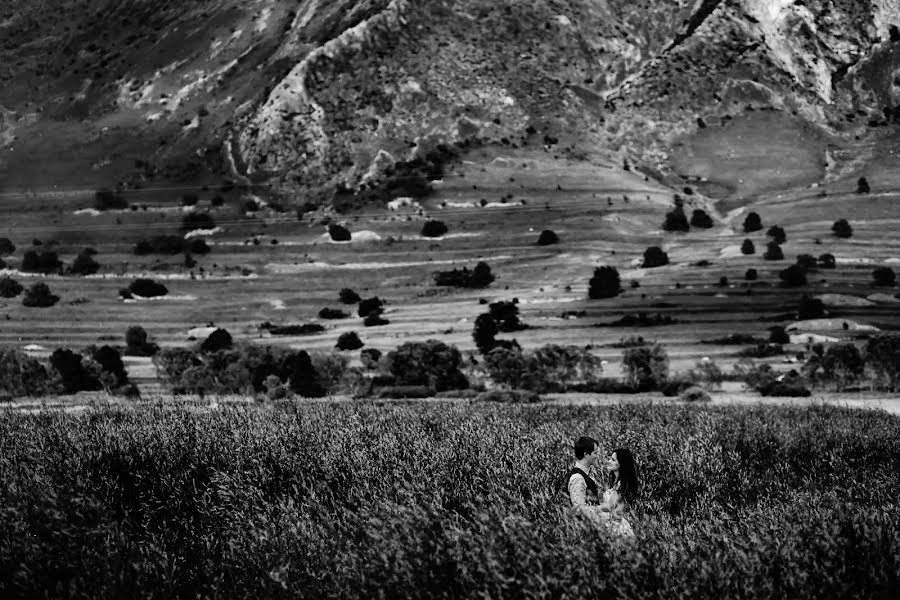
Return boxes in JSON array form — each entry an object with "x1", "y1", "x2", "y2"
[{"x1": 563, "y1": 467, "x2": 599, "y2": 504}]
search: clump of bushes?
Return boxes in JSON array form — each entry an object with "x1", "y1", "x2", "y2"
[
  {"x1": 536, "y1": 230, "x2": 559, "y2": 245},
  {"x1": 336, "y1": 332, "x2": 364, "y2": 351},
  {"x1": 433, "y1": 262, "x2": 495, "y2": 288},
  {"x1": 475, "y1": 389, "x2": 541, "y2": 403},
  {"x1": 134, "y1": 236, "x2": 196, "y2": 255},
  {"x1": 487, "y1": 300, "x2": 527, "y2": 332},
  {"x1": 832, "y1": 219, "x2": 852, "y2": 239},
  {"x1": 384, "y1": 340, "x2": 468, "y2": 391},
  {"x1": 743, "y1": 211, "x2": 762, "y2": 233},
  {"x1": 199, "y1": 329, "x2": 233, "y2": 353},
  {"x1": 485, "y1": 345, "x2": 603, "y2": 393},
  {"x1": 181, "y1": 212, "x2": 216, "y2": 232},
  {"x1": 22, "y1": 283, "x2": 59, "y2": 307},
  {"x1": 745, "y1": 268, "x2": 759, "y2": 280},
  {"x1": 21, "y1": 250, "x2": 62, "y2": 273},
  {"x1": 588, "y1": 266, "x2": 621, "y2": 299},
  {"x1": 818, "y1": 253, "x2": 836, "y2": 269},
  {"x1": 358, "y1": 297, "x2": 385, "y2": 318},
  {"x1": 873, "y1": 266, "x2": 896, "y2": 287},
  {"x1": 662, "y1": 206, "x2": 690, "y2": 232},
  {"x1": 129, "y1": 279, "x2": 168, "y2": 298},
  {"x1": 641, "y1": 246, "x2": 669, "y2": 268},
  {"x1": 0, "y1": 348, "x2": 54, "y2": 396},
  {"x1": 124, "y1": 325, "x2": 160, "y2": 357},
  {"x1": 69, "y1": 250, "x2": 100, "y2": 276},
  {"x1": 778, "y1": 264, "x2": 808, "y2": 286},
  {"x1": 621, "y1": 341, "x2": 669, "y2": 390},
  {"x1": 339, "y1": 288, "x2": 361, "y2": 304},
  {"x1": 421, "y1": 220, "x2": 448, "y2": 238},
  {"x1": 0, "y1": 276, "x2": 24, "y2": 298},
  {"x1": 680, "y1": 386, "x2": 711, "y2": 402},
  {"x1": 0, "y1": 237, "x2": 15, "y2": 255},
  {"x1": 364, "y1": 313, "x2": 390, "y2": 327},
  {"x1": 260, "y1": 323, "x2": 325, "y2": 336},
  {"x1": 798, "y1": 294, "x2": 826, "y2": 319},
  {"x1": 857, "y1": 177, "x2": 870, "y2": 193},
  {"x1": 767, "y1": 225, "x2": 786, "y2": 244},
  {"x1": 319, "y1": 308, "x2": 349, "y2": 319},
  {"x1": 328, "y1": 224, "x2": 351, "y2": 241}
]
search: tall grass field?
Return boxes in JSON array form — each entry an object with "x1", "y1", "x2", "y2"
[{"x1": 1, "y1": 401, "x2": 898, "y2": 598}]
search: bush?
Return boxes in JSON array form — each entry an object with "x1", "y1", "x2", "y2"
[
  {"x1": 210, "y1": 195, "x2": 225, "y2": 207},
  {"x1": 309, "y1": 352, "x2": 350, "y2": 395},
  {"x1": 91, "y1": 345, "x2": 129, "y2": 388},
  {"x1": 832, "y1": 219, "x2": 853, "y2": 239},
  {"x1": 339, "y1": 288, "x2": 361, "y2": 304},
  {"x1": 621, "y1": 342, "x2": 669, "y2": 389},
  {"x1": 739, "y1": 343, "x2": 785, "y2": 358},
  {"x1": 588, "y1": 266, "x2": 622, "y2": 299},
  {"x1": 421, "y1": 220, "x2": 448, "y2": 238},
  {"x1": 873, "y1": 267, "x2": 896, "y2": 287},
  {"x1": 181, "y1": 212, "x2": 216, "y2": 232},
  {"x1": 124, "y1": 325, "x2": 160, "y2": 357},
  {"x1": 745, "y1": 268, "x2": 758, "y2": 281},
  {"x1": 200, "y1": 329, "x2": 233, "y2": 353},
  {"x1": 181, "y1": 194, "x2": 198, "y2": 207},
  {"x1": 857, "y1": 177, "x2": 870, "y2": 193},
  {"x1": 375, "y1": 385, "x2": 435, "y2": 399},
  {"x1": 662, "y1": 206, "x2": 690, "y2": 232},
  {"x1": 261, "y1": 323, "x2": 325, "y2": 336},
  {"x1": 741, "y1": 239, "x2": 755, "y2": 255},
  {"x1": 690, "y1": 209, "x2": 714, "y2": 228},
  {"x1": 360, "y1": 348, "x2": 382, "y2": 369},
  {"x1": 134, "y1": 235, "x2": 185, "y2": 255},
  {"x1": 798, "y1": 294, "x2": 826, "y2": 320},
  {"x1": 358, "y1": 297, "x2": 385, "y2": 318},
  {"x1": 488, "y1": 301, "x2": 527, "y2": 332},
  {"x1": 818, "y1": 253, "x2": 836, "y2": 269},
  {"x1": 364, "y1": 313, "x2": 389, "y2": 327},
  {"x1": 766, "y1": 225, "x2": 786, "y2": 244},
  {"x1": 764, "y1": 242, "x2": 784, "y2": 261},
  {"x1": 69, "y1": 252, "x2": 100, "y2": 276},
  {"x1": 94, "y1": 188, "x2": 127, "y2": 210},
  {"x1": 472, "y1": 313, "x2": 500, "y2": 353},
  {"x1": 129, "y1": 279, "x2": 168, "y2": 298},
  {"x1": 661, "y1": 379, "x2": 694, "y2": 397},
  {"x1": 484, "y1": 345, "x2": 603, "y2": 393},
  {"x1": 0, "y1": 349, "x2": 54, "y2": 396},
  {"x1": 821, "y1": 343, "x2": 864, "y2": 391},
  {"x1": 433, "y1": 262, "x2": 495, "y2": 288},
  {"x1": 0, "y1": 276, "x2": 24, "y2": 298},
  {"x1": 384, "y1": 340, "x2": 468, "y2": 391},
  {"x1": 743, "y1": 211, "x2": 762, "y2": 233},
  {"x1": 732, "y1": 359, "x2": 778, "y2": 391},
  {"x1": 759, "y1": 381, "x2": 811, "y2": 397},
  {"x1": 475, "y1": 389, "x2": 541, "y2": 403},
  {"x1": 49, "y1": 348, "x2": 101, "y2": 394},
  {"x1": 22, "y1": 283, "x2": 59, "y2": 307},
  {"x1": 328, "y1": 224, "x2": 351, "y2": 241},
  {"x1": 795, "y1": 254, "x2": 817, "y2": 270},
  {"x1": 536, "y1": 230, "x2": 559, "y2": 245},
  {"x1": 680, "y1": 386, "x2": 711, "y2": 402},
  {"x1": 0, "y1": 237, "x2": 14, "y2": 255},
  {"x1": 319, "y1": 307, "x2": 349, "y2": 320},
  {"x1": 641, "y1": 246, "x2": 669, "y2": 268},
  {"x1": 778, "y1": 264, "x2": 808, "y2": 286},
  {"x1": 187, "y1": 239, "x2": 211, "y2": 255},
  {"x1": 687, "y1": 359, "x2": 724, "y2": 389},
  {"x1": 21, "y1": 250, "x2": 62, "y2": 273},
  {"x1": 336, "y1": 332, "x2": 364, "y2": 351},
  {"x1": 769, "y1": 326, "x2": 790, "y2": 344},
  {"x1": 865, "y1": 334, "x2": 900, "y2": 391}
]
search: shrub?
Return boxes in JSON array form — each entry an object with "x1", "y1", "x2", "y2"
[
  {"x1": 779, "y1": 264, "x2": 808, "y2": 286},
  {"x1": 181, "y1": 212, "x2": 216, "y2": 232},
  {"x1": 662, "y1": 206, "x2": 690, "y2": 232},
  {"x1": 857, "y1": 177, "x2": 870, "y2": 193},
  {"x1": 124, "y1": 325, "x2": 160, "y2": 357},
  {"x1": 661, "y1": 379, "x2": 694, "y2": 397},
  {"x1": 21, "y1": 250, "x2": 62, "y2": 273},
  {"x1": 621, "y1": 342, "x2": 669, "y2": 389},
  {"x1": 181, "y1": 194, "x2": 198, "y2": 207},
  {"x1": 588, "y1": 266, "x2": 622, "y2": 299},
  {"x1": 797, "y1": 294, "x2": 826, "y2": 320},
  {"x1": 328, "y1": 224, "x2": 352, "y2": 241},
  {"x1": 360, "y1": 348, "x2": 382, "y2": 369},
  {"x1": 375, "y1": 385, "x2": 435, "y2": 399},
  {"x1": 336, "y1": 332, "x2": 364, "y2": 351},
  {"x1": 133, "y1": 235, "x2": 184, "y2": 255},
  {"x1": 0, "y1": 237, "x2": 14, "y2": 255},
  {"x1": 743, "y1": 211, "x2": 762, "y2": 233},
  {"x1": 641, "y1": 246, "x2": 669, "y2": 268},
  {"x1": 318, "y1": 307, "x2": 349, "y2": 319},
  {"x1": 384, "y1": 340, "x2": 468, "y2": 391},
  {"x1": 767, "y1": 225, "x2": 786, "y2": 244},
  {"x1": 818, "y1": 253, "x2": 836, "y2": 269},
  {"x1": 769, "y1": 326, "x2": 790, "y2": 344},
  {"x1": 200, "y1": 329, "x2": 233, "y2": 353},
  {"x1": 49, "y1": 348, "x2": 101, "y2": 394},
  {"x1": 488, "y1": 301, "x2": 527, "y2": 332},
  {"x1": 690, "y1": 209, "x2": 714, "y2": 228},
  {"x1": 210, "y1": 195, "x2": 225, "y2": 207},
  {"x1": 0, "y1": 276, "x2": 24, "y2": 298},
  {"x1": 187, "y1": 239, "x2": 211, "y2": 255},
  {"x1": 680, "y1": 386, "x2": 711, "y2": 402},
  {"x1": 358, "y1": 297, "x2": 385, "y2": 318},
  {"x1": 536, "y1": 230, "x2": 559, "y2": 245},
  {"x1": 687, "y1": 359, "x2": 724, "y2": 389},
  {"x1": 732, "y1": 359, "x2": 778, "y2": 391},
  {"x1": 485, "y1": 345, "x2": 603, "y2": 393},
  {"x1": 363, "y1": 311, "x2": 389, "y2": 326},
  {"x1": 0, "y1": 349, "x2": 54, "y2": 396},
  {"x1": 261, "y1": 323, "x2": 325, "y2": 336},
  {"x1": 764, "y1": 242, "x2": 784, "y2": 261},
  {"x1": 94, "y1": 188, "x2": 127, "y2": 210},
  {"x1": 473, "y1": 313, "x2": 500, "y2": 353},
  {"x1": 433, "y1": 262, "x2": 495, "y2": 288},
  {"x1": 873, "y1": 267, "x2": 896, "y2": 287},
  {"x1": 864, "y1": 334, "x2": 900, "y2": 391},
  {"x1": 421, "y1": 220, "x2": 448, "y2": 238},
  {"x1": 69, "y1": 252, "x2": 100, "y2": 276},
  {"x1": 795, "y1": 255, "x2": 817, "y2": 270},
  {"x1": 745, "y1": 268, "x2": 758, "y2": 281},
  {"x1": 821, "y1": 343, "x2": 864, "y2": 390},
  {"x1": 309, "y1": 352, "x2": 350, "y2": 395},
  {"x1": 475, "y1": 389, "x2": 541, "y2": 403},
  {"x1": 339, "y1": 288, "x2": 361, "y2": 304},
  {"x1": 832, "y1": 219, "x2": 853, "y2": 239},
  {"x1": 741, "y1": 239, "x2": 755, "y2": 255},
  {"x1": 129, "y1": 279, "x2": 168, "y2": 298},
  {"x1": 91, "y1": 345, "x2": 129, "y2": 388},
  {"x1": 22, "y1": 283, "x2": 59, "y2": 307}
]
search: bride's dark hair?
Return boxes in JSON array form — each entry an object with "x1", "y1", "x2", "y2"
[{"x1": 608, "y1": 448, "x2": 639, "y2": 503}]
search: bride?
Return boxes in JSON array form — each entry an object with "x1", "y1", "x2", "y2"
[{"x1": 597, "y1": 448, "x2": 638, "y2": 538}]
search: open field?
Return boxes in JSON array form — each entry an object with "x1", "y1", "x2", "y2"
[
  {"x1": 2, "y1": 138, "x2": 900, "y2": 395},
  {"x1": 1, "y1": 400, "x2": 897, "y2": 598}
]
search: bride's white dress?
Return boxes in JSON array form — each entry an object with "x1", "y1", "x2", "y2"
[{"x1": 599, "y1": 489, "x2": 635, "y2": 538}]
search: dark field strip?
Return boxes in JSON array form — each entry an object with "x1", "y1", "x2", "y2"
[{"x1": 0, "y1": 401, "x2": 897, "y2": 598}]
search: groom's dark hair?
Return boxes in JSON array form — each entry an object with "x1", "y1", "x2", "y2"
[{"x1": 574, "y1": 436, "x2": 597, "y2": 459}]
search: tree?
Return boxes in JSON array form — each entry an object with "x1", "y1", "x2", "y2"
[
  {"x1": 318, "y1": 307, "x2": 349, "y2": 319},
  {"x1": 769, "y1": 326, "x2": 790, "y2": 344},
  {"x1": 69, "y1": 252, "x2": 99, "y2": 276},
  {"x1": 21, "y1": 250, "x2": 62, "y2": 273},
  {"x1": 0, "y1": 238, "x2": 14, "y2": 255},
  {"x1": 181, "y1": 193, "x2": 199, "y2": 206},
  {"x1": 741, "y1": 239, "x2": 755, "y2": 255},
  {"x1": 0, "y1": 349, "x2": 53, "y2": 396},
  {"x1": 641, "y1": 246, "x2": 669, "y2": 268},
  {"x1": 873, "y1": 267, "x2": 896, "y2": 287},
  {"x1": 124, "y1": 325, "x2": 159, "y2": 356},
  {"x1": 473, "y1": 313, "x2": 499, "y2": 353},
  {"x1": 537, "y1": 230, "x2": 559, "y2": 246},
  {"x1": 364, "y1": 312, "x2": 389, "y2": 326},
  {"x1": 0, "y1": 276, "x2": 23, "y2": 298},
  {"x1": 358, "y1": 297, "x2": 384, "y2": 317},
  {"x1": 92, "y1": 345, "x2": 129, "y2": 387},
  {"x1": 22, "y1": 282, "x2": 59, "y2": 307},
  {"x1": 865, "y1": 334, "x2": 900, "y2": 391},
  {"x1": 129, "y1": 279, "x2": 168, "y2": 298},
  {"x1": 588, "y1": 266, "x2": 622, "y2": 299},
  {"x1": 329, "y1": 224, "x2": 351, "y2": 241},
  {"x1": 797, "y1": 293, "x2": 826, "y2": 319},
  {"x1": 200, "y1": 329, "x2": 233, "y2": 353},
  {"x1": 49, "y1": 348, "x2": 101, "y2": 394},
  {"x1": 745, "y1": 268, "x2": 758, "y2": 281},
  {"x1": 488, "y1": 301, "x2": 526, "y2": 332},
  {"x1": 795, "y1": 254, "x2": 817, "y2": 270},
  {"x1": 764, "y1": 242, "x2": 784, "y2": 261},
  {"x1": 94, "y1": 188, "x2": 127, "y2": 210},
  {"x1": 663, "y1": 206, "x2": 690, "y2": 232},
  {"x1": 690, "y1": 209, "x2": 714, "y2": 229},
  {"x1": 385, "y1": 340, "x2": 468, "y2": 391},
  {"x1": 767, "y1": 225, "x2": 786, "y2": 244},
  {"x1": 821, "y1": 344, "x2": 864, "y2": 391},
  {"x1": 779, "y1": 264, "x2": 808, "y2": 286},
  {"x1": 421, "y1": 220, "x2": 448, "y2": 238},
  {"x1": 832, "y1": 219, "x2": 853, "y2": 239},
  {"x1": 434, "y1": 262, "x2": 495, "y2": 288},
  {"x1": 181, "y1": 212, "x2": 216, "y2": 232},
  {"x1": 743, "y1": 212, "x2": 763, "y2": 233},
  {"x1": 339, "y1": 288, "x2": 361, "y2": 304},
  {"x1": 818, "y1": 253, "x2": 836, "y2": 269},
  {"x1": 336, "y1": 332, "x2": 364, "y2": 351},
  {"x1": 857, "y1": 177, "x2": 870, "y2": 194},
  {"x1": 621, "y1": 342, "x2": 669, "y2": 390}
]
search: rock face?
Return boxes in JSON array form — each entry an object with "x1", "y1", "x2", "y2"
[{"x1": 2, "y1": 0, "x2": 899, "y2": 202}]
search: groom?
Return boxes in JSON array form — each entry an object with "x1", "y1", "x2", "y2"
[{"x1": 567, "y1": 436, "x2": 601, "y2": 513}]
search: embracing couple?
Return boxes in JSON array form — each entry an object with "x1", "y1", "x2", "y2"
[{"x1": 566, "y1": 436, "x2": 638, "y2": 538}]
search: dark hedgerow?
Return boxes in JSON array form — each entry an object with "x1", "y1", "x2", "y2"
[
  {"x1": 433, "y1": 262, "x2": 495, "y2": 288},
  {"x1": 319, "y1": 307, "x2": 349, "y2": 320}
]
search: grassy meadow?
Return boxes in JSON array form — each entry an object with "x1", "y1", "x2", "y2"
[{"x1": 1, "y1": 400, "x2": 898, "y2": 598}]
